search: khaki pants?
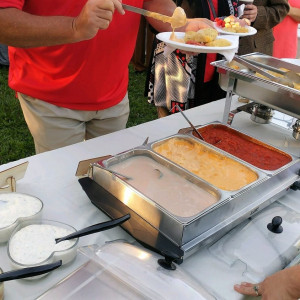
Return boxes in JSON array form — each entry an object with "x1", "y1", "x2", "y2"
[{"x1": 18, "y1": 93, "x2": 130, "y2": 154}]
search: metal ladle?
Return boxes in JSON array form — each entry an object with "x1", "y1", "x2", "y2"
[{"x1": 171, "y1": 105, "x2": 205, "y2": 141}]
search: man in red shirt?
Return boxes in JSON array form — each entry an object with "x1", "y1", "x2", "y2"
[{"x1": 0, "y1": 0, "x2": 210, "y2": 153}]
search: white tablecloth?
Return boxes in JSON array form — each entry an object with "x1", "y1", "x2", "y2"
[{"x1": 1, "y1": 97, "x2": 299, "y2": 300}]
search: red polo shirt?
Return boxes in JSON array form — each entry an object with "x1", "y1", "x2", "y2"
[{"x1": 1, "y1": 0, "x2": 144, "y2": 110}]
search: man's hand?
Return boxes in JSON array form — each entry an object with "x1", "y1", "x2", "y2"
[{"x1": 73, "y1": 0, "x2": 124, "y2": 41}]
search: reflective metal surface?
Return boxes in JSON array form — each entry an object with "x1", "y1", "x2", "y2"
[
  {"x1": 212, "y1": 53, "x2": 300, "y2": 119},
  {"x1": 90, "y1": 133, "x2": 300, "y2": 256}
]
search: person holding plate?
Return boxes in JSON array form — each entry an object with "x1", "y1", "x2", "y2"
[
  {"x1": 0, "y1": 0, "x2": 210, "y2": 153},
  {"x1": 238, "y1": 0, "x2": 289, "y2": 55},
  {"x1": 145, "y1": 0, "x2": 239, "y2": 118}
]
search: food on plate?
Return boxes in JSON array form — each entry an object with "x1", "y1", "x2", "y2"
[
  {"x1": 206, "y1": 38, "x2": 232, "y2": 47},
  {"x1": 184, "y1": 28, "x2": 218, "y2": 44},
  {"x1": 153, "y1": 137, "x2": 258, "y2": 191},
  {"x1": 215, "y1": 15, "x2": 250, "y2": 33},
  {"x1": 192, "y1": 124, "x2": 292, "y2": 170},
  {"x1": 183, "y1": 28, "x2": 231, "y2": 47}
]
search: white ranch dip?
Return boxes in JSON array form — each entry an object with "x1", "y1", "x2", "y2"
[
  {"x1": 0, "y1": 193, "x2": 42, "y2": 228},
  {"x1": 9, "y1": 224, "x2": 76, "y2": 265}
]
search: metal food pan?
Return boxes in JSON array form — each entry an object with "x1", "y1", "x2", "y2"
[
  {"x1": 181, "y1": 122, "x2": 294, "y2": 174},
  {"x1": 90, "y1": 136, "x2": 299, "y2": 248},
  {"x1": 150, "y1": 134, "x2": 266, "y2": 193},
  {"x1": 211, "y1": 53, "x2": 300, "y2": 119},
  {"x1": 93, "y1": 148, "x2": 227, "y2": 246}
]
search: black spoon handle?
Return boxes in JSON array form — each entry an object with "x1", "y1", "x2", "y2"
[
  {"x1": 0, "y1": 260, "x2": 62, "y2": 282},
  {"x1": 55, "y1": 213, "x2": 130, "y2": 243}
]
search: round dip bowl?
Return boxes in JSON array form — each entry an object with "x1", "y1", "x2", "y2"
[
  {"x1": 7, "y1": 219, "x2": 78, "y2": 279},
  {"x1": 0, "y1": 193, "x2": 43, "y2": 244}
]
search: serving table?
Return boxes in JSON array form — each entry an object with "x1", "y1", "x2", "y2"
[{"x1": 1, "y1": 96, "x2": 300, "y2": 300}]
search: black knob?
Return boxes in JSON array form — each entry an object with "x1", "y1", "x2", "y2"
[
  {"x1": 158, "y1": 255, "x2": 177, "y2": 270},
  {"x1": 267, "y1": 216, "x2": 283, "y2": 234},
  {"x1": 290, "y1": 181, "x2": 300, "y2": 191}
]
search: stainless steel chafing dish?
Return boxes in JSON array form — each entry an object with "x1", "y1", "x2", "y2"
[
  {"x1": 79, "y1": 133, "x2": 300, "y2": 264},
  {"x1": 211, "y1": 53, "x2": 300, "y2": 122},
  {"x1": 78, "y1": 54, "x2": 300, "y2": 267}
]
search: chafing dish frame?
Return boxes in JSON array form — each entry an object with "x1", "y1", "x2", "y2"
[{"x1": 211, "y1": 53, "x2": 300, "y2": 123}]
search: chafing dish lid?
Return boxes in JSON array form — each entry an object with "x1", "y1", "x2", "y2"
[
  {"x1": 208, "y1": 202, "x2": 300, "y2": 283},
  {"x1": 38, "y1": 241, "x2": 215, "y2": 299}
]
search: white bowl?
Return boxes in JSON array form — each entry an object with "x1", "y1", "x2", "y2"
[
  {"x1": 0, "y1": 193, "x2": 43, "y2": 243},
  {"x1": 7, "y1": 219, "x2": 78, "y2": 279}
]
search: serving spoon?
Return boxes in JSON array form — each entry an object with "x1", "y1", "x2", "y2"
[
  {"x1": 171, "y1": 105, "x2": 205, "y2": 141},
  {"x1": 55, "y1": 214, "x2": 130, "y2": 244},
  {"x1": 122, "y1": 4, "x2": 187, "y2": 29},
  {"x1": 0, "y1": 260, "x2": 62, "y2": 282}
]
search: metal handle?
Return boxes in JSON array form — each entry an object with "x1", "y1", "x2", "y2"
[
  {"x1": 171, "y1": 105, "x2": 204, "y2": 140},
  {"x1": 233, "y1": 55, "x2": 277, "y2": 80},
  {"x1": 122, "y1": 4, "x2": 148, "y2": 16},
  {"x1": 241, "y1": 58, "x2": 286, "y2": 75}
]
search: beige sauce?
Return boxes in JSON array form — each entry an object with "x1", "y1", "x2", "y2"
[
  {"x1": 110, "y1": 156, "x2": 218, "y2": 218},
  {"x1": 147, "y1": 7, "x2": 186, "y2": 43}
]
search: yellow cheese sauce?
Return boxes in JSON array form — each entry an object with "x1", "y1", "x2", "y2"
[
  {"x1": 153, "y1": 138, "x2": 258, "y2": 191},
  {"x1": 147, "y1": 7, "x2": 186, "y2": 43}
]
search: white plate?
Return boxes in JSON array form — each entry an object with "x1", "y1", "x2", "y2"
[
  {"x1": 156, "y1": 32, "x2": 238, "y2": 54},
  {"x1": 213, "y1": 23, "x2": 257, "y2": 36}
]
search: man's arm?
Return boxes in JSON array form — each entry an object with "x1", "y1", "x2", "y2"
[
  {"x1": 289, "y1": 5, "x2": 300, "y2": 23},
  {"x1": 0, "y1": 0, "x2": 124, "y2": 48}
]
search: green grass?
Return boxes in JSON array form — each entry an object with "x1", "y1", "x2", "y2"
[{"x1": 0, "y1": 64, "x2": 157, "y2": 165}]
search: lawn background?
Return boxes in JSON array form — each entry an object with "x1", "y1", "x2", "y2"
[{"x1": 0, "y1": 65, "x2": 157, "y2": 165}]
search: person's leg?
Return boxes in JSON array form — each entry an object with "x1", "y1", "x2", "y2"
[
  {"x1": 85, "y1": 93, "x2": 130, "y2": 139},
  {"x1": 18, "y1": 93, "x2": 88, "y2": 153}
]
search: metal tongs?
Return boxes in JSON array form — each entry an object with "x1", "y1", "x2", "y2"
[
  {"x1": 232, "y1": 55, "x2": 295, "y2": 88},
  {"x1": 242, "y1": 57, "x2": 300, "y2": 84}
]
